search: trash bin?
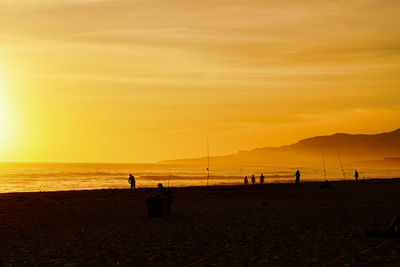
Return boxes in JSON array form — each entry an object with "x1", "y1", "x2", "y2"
[{"x1": 146, "y1": 197, "x2": 164, "y2": 217}]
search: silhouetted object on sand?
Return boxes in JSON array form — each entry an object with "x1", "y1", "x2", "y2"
[
  {"x1": 355, "y1": 170, "x2": 359, "y2": 183},
  {"x1": 244, "y1": 176, "x2": 248, "y2": 185},
  {"x1": 358, "y1": 177, "x2": 367, "y2": 184},
  {"x1": 128, "y1": 174, "x2": 136, "y2": 189},
  {"x1": 319, "y1": 180, "x2": 330, "y2": 188},
  {"x1": 147, "y1": 197, "x2": 164, "y2": 217},
  {"x1": 366, "y1": 215, "x2": 400, "y2": 238},
  {"x1": 295, "y1": 170, "x2": 301, "y2": 185},
  {"x1": 159, "y1": 183, "x2": 173, "y2": 216},
  {"x1": 251, "y1": 175, "x2": 256, "y2": 185},
  {"x1": 147, "y1": 183, "x2": 173, "y2": 217},
  {"x1": 386, "y1": 215, "x2": 400, "y2": 235},
  {"x1": 259, "y1": 173, "x2": 265, "y2": 184}
]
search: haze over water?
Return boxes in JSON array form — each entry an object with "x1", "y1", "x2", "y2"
[{"x1": 0, "y1": 162, "x2": 399, "y2": 193}]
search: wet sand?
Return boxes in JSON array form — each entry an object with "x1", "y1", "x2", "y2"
[{"x1": 1, "y1": 179, "x2": 400, "y2": 266}]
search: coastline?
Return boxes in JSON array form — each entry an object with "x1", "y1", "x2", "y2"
[{"x1": 1, "y1": 177, "x2": 400, "y2": 195}]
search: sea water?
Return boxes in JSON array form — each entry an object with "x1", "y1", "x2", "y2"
[{"x1": 0, "y1": 162, "x2": 399, "y2": 193}]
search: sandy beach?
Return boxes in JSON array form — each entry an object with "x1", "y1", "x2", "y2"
[{"x1": 1, "y1": 179, "x2": 400, "y2": 266}]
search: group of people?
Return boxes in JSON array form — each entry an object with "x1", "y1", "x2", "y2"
[
  {"x1": 244, "y1": 169, "x2": 361, "y2": 185},
  {"x1": 130, "y1": 169, "x2": 362, "y2": 190},
  {"x1": 244, "y1": 173, "x2": 265, "y2": 185},
  {"x1": 244, "y1": 170, "x2": 301, "y2": 185}
]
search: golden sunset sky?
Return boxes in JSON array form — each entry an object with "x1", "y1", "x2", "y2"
[{"x1": 0, "y1": 0, "x2": 399, "y2": 162}]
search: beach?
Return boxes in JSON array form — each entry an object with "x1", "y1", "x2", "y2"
[{"x1": 1, "y1": 179, "x2": 400, "y2": 266}]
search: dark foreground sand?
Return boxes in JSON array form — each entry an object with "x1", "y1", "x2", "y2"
[{"x1": 1, "y1": 179, "x2": 400, "y2": 266}]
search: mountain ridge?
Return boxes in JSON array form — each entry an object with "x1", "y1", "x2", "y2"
[{"x1": 161, "y1": 129, "x2": 400, "y2": 165}]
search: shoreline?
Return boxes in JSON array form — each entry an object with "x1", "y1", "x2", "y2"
[{"x1": 1, "y1": 177, "x2": 400, "y2": 195}]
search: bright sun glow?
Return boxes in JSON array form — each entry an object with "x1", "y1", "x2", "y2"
[
  {"x1": 0, "y1": 0, "x2": 400, "y2": 162},
  {"x1": 0, "y1": 80, "x2": 9, "y2": 144},
  {"x1": 0, "y1": 71, "x2": 19, "y2": 161}
]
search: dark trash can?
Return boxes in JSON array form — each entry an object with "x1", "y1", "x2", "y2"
[{"x1": 147, "y1": 197, "x2": 164, "y2": 217}]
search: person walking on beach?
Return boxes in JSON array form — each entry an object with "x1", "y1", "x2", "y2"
[
  {"x1": 260, "y1": 173, "x2": 265, "y2": 184},
  {"x1": 244, "y1": 176, "x2": 249, "y2": 185},
  {"x1": 354, "y1": 170, "x2": 359, "y2": 183},
  {"x1": 128, "y1": 174, "x2": 136, "y2": 189},
  {"x1": 295, "y1": 170, "x2": 301, "y2": 185},
  {"x1": 251, "y1": 174, "x2": 256, "y2": 185}
]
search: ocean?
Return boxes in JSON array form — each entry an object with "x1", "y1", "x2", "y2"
[{"x1": 0, "y1": 162, "x2": 400, "y2": 193}]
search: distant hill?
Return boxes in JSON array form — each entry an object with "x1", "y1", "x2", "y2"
[
  {"x1": 161, "y1": 129, "x2": 400, "y2": 166},
  {"x1": 357, "y1": 157, "x2": 400, "y2": 168}
]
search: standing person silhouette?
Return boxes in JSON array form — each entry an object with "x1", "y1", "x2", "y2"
[
  {"x1": 251, "y1": 174, "x2": 256, "y2": 185},
  {"x1": 354, "y1": 170, "x2": 359, "y2": 183},
  {"x1": 244, "y1": 176, "x2": 249, "y2": 185},
  {"x1": 128, "y1": 174, "x2": 136, "y2": 189},
  {"x1": 295, "y1": 170, "x2": 301, "y2": 185},
  {"x1": 260, "y1": 173, "x2": 265, "y2": 184}
]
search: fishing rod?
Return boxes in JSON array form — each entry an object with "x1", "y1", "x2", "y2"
[
  {"x1": 321, "y1": 148, "x2": 327, "y2": 181},
  {"x1": 206, "y1": 137, "x2": 210, "y2": 186},
  {"x1": 338, "y1": 153, "x2": 346, "y2": 180}
]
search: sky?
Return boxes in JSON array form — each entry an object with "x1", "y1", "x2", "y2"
[{"x1": 0, "y1": 0, "x2": 399, "y2": 162}]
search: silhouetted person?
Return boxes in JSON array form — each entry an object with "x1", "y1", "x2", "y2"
[
  {"x1": 158, "y1": 183, "x2": 173, "y2": 216},
  {"x1": 260, "y1": 173, "x2": 265, "y2": 184},
  {"x1": 128, "y1": 174, "x2": 136, "y2": 189},
  {"x1": 244, "y1": 176, "x2": 249, "y2": 185},
  {"x1": 354, "y1": 170, "x2": 359, "y2": 183},
  {"x1": 251, "y1": 174, "x2": 256, "y2": 185},
  {"x1": 158, "y1": 183, "x2": 167, "y2": 195},
  {"x1": 295, "y1": 170, "x2": 300, "y2": 185}
]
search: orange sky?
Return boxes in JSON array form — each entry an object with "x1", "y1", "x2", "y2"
[{"x1": 0, "y1": 0, "x2": 399, "y2": 162}]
